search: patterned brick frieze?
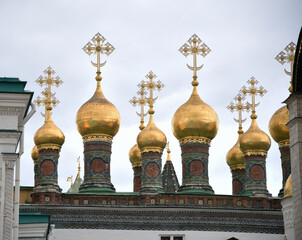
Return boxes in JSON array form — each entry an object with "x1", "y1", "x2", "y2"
[
  {"x1": 231, "y1": 168, "x2": 245, "y2": 195},
  {"x1": 244, "y1": 155, "x2": 270, "y2": 197},
  {"x1": 133, "y1": 166, "x2": 142, "y2": 192},
  {"x1": 140, "y1": 151, "x2": 163, "y2": 194},
  {"x1": 179, "y1": 140, "x2": 213, "y2": 193},
  {"x1": 20, "y1": 199, "x2": 283, "y2": 234},
  {"x1": 79, "y1": 139, "x2": 115, "y2": 192}
]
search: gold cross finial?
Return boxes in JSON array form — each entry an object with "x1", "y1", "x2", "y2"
[
  {"x1": 83, "y1": 32, "x2": 115, "y2": 81},
  {"x1": 227, "y1": 94, "x2": 250, "y2": 134},
  {"x1": 240, "y1": 77, "x2": 266, "y2": 119},
  {"x1": 130, "y1": 85, "x2": 148, "y2": 130},
  {"x1": 76, "y1": 156, "x2": 81, "y2": 179},
  {"x1": 34, "y1": 66, "x2": 63, "y2": 121},
  {"x1": 138, "y1": 71, "x2": 164, "y2": 115},
  {"x1": 165, "y1": 142, "x2": 171, "y2": 161},
  {"x1": 275, "y1": 42, "x2": 296, "y2": 92},
  {"x1": 179, "y1": 34, "x2": 211, "y2": 86}
]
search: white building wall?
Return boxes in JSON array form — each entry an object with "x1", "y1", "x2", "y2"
[{"x1": 52, "y1": 229, "x2": 284, "y2": 240}]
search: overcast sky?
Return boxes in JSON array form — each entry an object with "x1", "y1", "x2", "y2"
[{"x1": 0, "y1": 0, "x2": 301, "y2": 196}]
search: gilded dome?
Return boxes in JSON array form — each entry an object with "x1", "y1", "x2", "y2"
[
  {"x1": 34, "y1": 117, "x2": 65, "y2": 147},
  {"x1": 172, "y1": 87, "x2": 219, "y2": 140},
  {"x1": 31, "y1": 145, "x2": 39, "y2": 161},
  {"x1": 283, "y1": 174, "x2": 292, "y2": 198},
  {"x1": 240, "y1": 119, "x2": 271, "y2": 153},
  {"x1": 226, "y1": 134, "x2": 245, "y2": 170},
  {"x1": 269, "y1": 105, "x2": 289, "y2": 143},
  {"x1": 129, "y1": 144, "x2": 141, "y2": 167},
  {"x1": 76, "y1": 82, "x2": 120, "y2": 137},
  {"x1": 137, "y1": 114, "x2": 167, "y2": 150}
]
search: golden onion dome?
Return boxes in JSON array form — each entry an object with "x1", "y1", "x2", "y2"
[
  {"x1": 283, "y1": 174, "x2": 292, "y2": 199},
  {"x1": 34, "y1": 116, "x2": 65, "y2": 147},
  {"x1": 269, "y1": 105, "x2": 289, "y2": 143},
  {"x1": 137, "y1": 114, "x2": 167, "y2": 150},
  {"x1": 240, "y1": 118, "x2": 271, "y2": 153},
  {"x1": 129, "y1": 144, "x2": 141, "y2": 167},
  {"x1": 226, "y1": 134, "x2": 245, "y2": 170},
  {"x1": 76, "y1": 82, "x2": 120, "y2": 137},
  {"x1": 31, "y1": 145, "x2": 39, "y2": 161},
  {"x1": 172, "y1": 86, "x2": 219, "y2": 140}
]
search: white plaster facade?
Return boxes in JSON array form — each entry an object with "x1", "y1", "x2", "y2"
[
  {"x1": 0, "y1": 91, "x2": 34, "y2": 240},
  {"x1": 52, "y1": 229, "x2": 285, "y2": 240}
]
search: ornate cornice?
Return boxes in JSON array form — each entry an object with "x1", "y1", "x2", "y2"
[
  {"x1": 140, "y1": 146, "x2": 163, "y2": 154},
  {"x1": 132, "y1": 162, "x2": 142, "y2": 168},
  {"x1": 83, "y1": 134, "x2": 113, "y2": 143},
  {"x1": 244, "y1": 149, "x2": 267, "y2": 157},
  {"x1": 278, "y1": 139, "x2": 290, "y2": 148},
  {"x1": 179, "y1": 136, "x2": 211, "y2": 145},
  {"x1": 37, "y1": 144, "x2": 61, "y2": 151}
]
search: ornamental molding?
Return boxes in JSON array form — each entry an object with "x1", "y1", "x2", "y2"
[
  {"x1": 37, "y1": 144, "x2": 61, "y2": 151},
  {"x1": 132, "y1": 162, "x2": 142, "y2": 168},
  {"x1": 230, "y1": 163, "x2": 245, "y2": 171},
  {"x1": 140, "y1": 147, "x2": 163, "y2": 154},
  {"x1": 83, "y1": 134, "x2": 113, "y2": 143},
  {"x1": 0, "y1": 131, "x2": 21, "y2": 140},
  {"x1": 278, "y1": 139, "x2": 290, "y2": 148},
  {"x1": 179, "y1": 136, "x2": 211, "y2": 145},
  {"x1": 2, "y1": 153, "x2": 18, "y2": 169},
  {"x1": 244, "y1": 150, "x2": 267, "y2": 157},
  {"x1": 0, "y1": 106, "x2": 23, "y2": 116}
]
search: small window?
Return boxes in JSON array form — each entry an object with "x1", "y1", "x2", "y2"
[
  {"x1": 174, "y1": 237, "x2": 183, "y2": 240},
  {"x1": 161, "y1": 237, "x2": 170, "y2": 240}
]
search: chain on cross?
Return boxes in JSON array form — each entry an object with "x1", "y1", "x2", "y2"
[
  {"x1": 240, "y1": 77, "x2": 266, "y2": 119},
  {"x1": 138, "y1": 71, "x2": 164, "y2": 113},
  {"x1": 227, "y1": 94, "x2": 250, "y2": 134},
  {"x1": 83, "y1": 32, "x2": 115, "y2": 81},
  {"x1": 179, "y1": 34, "x2": 211, "y2": 86},
  {"x1": 130, "y1": 85, "x2": 148, "y2": 130},
  {"x1": 275, "y1": 42, "x2": 296, "y2": 92},
  {"x1": 34, "y1": 66, "x2": 63, "y2": 120}
]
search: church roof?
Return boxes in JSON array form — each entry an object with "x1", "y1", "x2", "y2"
[{"x1": 162, "y1": 158, "x2": 180, "y2": 193}]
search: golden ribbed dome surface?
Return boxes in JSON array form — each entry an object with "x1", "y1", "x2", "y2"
[
  {"x1": 76, "y1": 83, "x2": 120, "y2": 137},
  {"x1": 240, "y1": 119, "x2": 271, "y2": 152},
  {"x1": 129, "y1": 144, "x2": 141, "y2": 166},
  {"x1": 34, "y1": 118, "x2": 65, "y2": 146},
  {"x1": 269, "y1": 105, "x2": 289, "y2": 143},
  {"x1": 137, "y1": 115, "x2": 167, "y2": 150},
  {"x1": 283, "y1": 174, "x2": 292, "y2": 198},
  {"x1": 31, "y1": 145, "x2": 39, "y2": 160},
  {"x1": 226, "y1": 135, "x2": 245, "y2": 169},
  {"x1": 172, "y1": 87, "x2": 218, "y2": 140}
]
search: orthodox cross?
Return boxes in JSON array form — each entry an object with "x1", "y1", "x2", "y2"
[
  {"x1": 240, "y1": 77, "x2": 266, "y2": 119},
  {"x1": 227, "y1": 94, "x2": 250, "y2": 134},
  {"x1": 130, "y1": 86, "x2": 148, "y2": 130},
  {"x1": 82, "y1": 32, "x2": 115, "y2": 81},
  {"x1": 138, "y1": 71, "x2": 164, "y2": 114},
  {"x1": 34, "y1": 66, "x2": 63, "y2": 120},
  {"x1": 179, "y1": 34, "x2": 211, "y2": 86},
  {"x1": 275, "y1": 42, "x2": 296, "y2": 92}
]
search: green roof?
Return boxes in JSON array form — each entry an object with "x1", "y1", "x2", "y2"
[
  {"x1": 19, "y1": 212, "x2": 50, "y2": 224},
  {"x1": 0, "y1": 77, "x2": 27, "y2": 93}
]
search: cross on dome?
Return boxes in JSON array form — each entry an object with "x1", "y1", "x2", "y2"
[
  {"x1": 179, "y1": 34, "x2": 211, "y2": 86},
  {"x1": 82, "y1": 32, "x2": 115, "y2": 81},
  {"x1": 275, "y1": 42, "x2": 296, "y2": 92}
]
